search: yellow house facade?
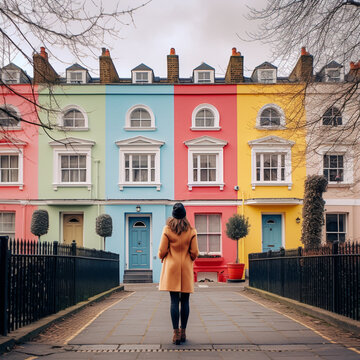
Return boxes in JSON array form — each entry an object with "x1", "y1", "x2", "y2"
[{"x1": 237, "y1": 84, "x2": 307, "y2": 269}]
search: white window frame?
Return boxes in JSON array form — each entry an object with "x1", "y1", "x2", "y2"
[
  {"x1": 258, "y1": 69, "x2": 276, "y2": 84},
  {"x1": 325, "y1": 68, "x2": 344, "y2": 83},
  {"x1": 49, "y1": 137, "x2": 95, "y2": 190},
  {"x1": 184, "y1": 136, "x2": 227, "y2": 190},
  {"x1": 256, "y1": 104, "x2": 285, "y2": 129},
  {"x1": 191, "y1": 103, "x2": 220, "y2": 131},
  {"x1": 325, "y1": 213, "x2": 347, "y2": 243},
  {"x1": 319, "y1": 146, "x2": 353, "y2": 185},
  {"x1": 0, "y1": 211, "x2": 15, "y2": 239},
  {"x1": 66, "y1": 70, "x2": 86, "y2": 84},
  {"x1": 132, "y1": 71, "x2": 152, "y2": 84},
  {"x1": 248, "y1": 136, "x2": 294, "y2": 189},
  {"x1": 116, "y1": 136, "x2": 164, "y2": 191},
  {"x1": 194, "y1": 70, "x2": 214, "y2": 84},
  {"x1": 0, "y1": 105, "x2": 21, "y2": 130},
  {"x1": 0, "y1": 148, "x2": 24, "y2": 189},
  {"x1": 195, "y1": 213, "x2": 222, "y2": 255},
  {"x1": 1, "y1": 70, "x2": 20, "y2": 84},
  {"x1": 59, "y1": 105, "x2": 88, "y2": 131},
  {"x1": 124, "y1": 104, "x2": 156, "y2": 131}
]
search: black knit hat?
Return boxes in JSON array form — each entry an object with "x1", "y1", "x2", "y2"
[{"x1": 172, "y1": 202, "x2": 186, "y2": 219}]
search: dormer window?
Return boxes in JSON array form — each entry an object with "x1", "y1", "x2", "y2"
[
  {"x1": 1, "y1": 70, "x2": 20, "y2": 84},
  {"x1": 66, "y1": 64, "x2": 89, "y2": 84},
  {"x1": 325, "y1": 68, "x2": 342, "y2": 82},
  {"x1": 193, "y1": 63, "x2": 215, "y2": 84},
  {"x1": 135, "y1": 72, "x2": 149, "y2": 84},
  {"x1": 69, "y1": 72, "x2": 83, "y2": 84},
  {"x1": 259, "y1": 70, "x2": 276, "y2": 84},
  {"x1": 131, "y1": 64, "x2": 153, "y2": 84}
]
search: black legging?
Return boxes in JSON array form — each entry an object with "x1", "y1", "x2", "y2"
[{"x1": 169, "y1": 292, "x2": 190, "y2": 330}]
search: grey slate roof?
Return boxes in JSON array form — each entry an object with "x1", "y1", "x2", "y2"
[
  {"x1": 194, "y1": 62, "x2": 215, "y2": 71},
  {"x1": 2, "y1": 63, "x2": 23, "y2": 71},
  {"x1": 254, "y1": 61, "x2": 277, "y2": 70},
  {"x1": 66, "y1": 63, "x2": 88, "y2": 71},
  {"x1": 132, "y1": 63, "x2": 153, "y2": 72}
]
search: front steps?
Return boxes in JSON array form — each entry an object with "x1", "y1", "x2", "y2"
[{"x1": 123, "y1": 269, "x2": 153, "y2": 283}]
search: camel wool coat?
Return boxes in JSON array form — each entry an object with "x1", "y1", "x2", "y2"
[{"x1": 158, "y1": 225, "x2": 199, "y2": 293}]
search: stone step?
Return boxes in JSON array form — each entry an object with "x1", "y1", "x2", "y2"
[{"x1": 123, "y1": 270, "x2": 153, "y2": 283}]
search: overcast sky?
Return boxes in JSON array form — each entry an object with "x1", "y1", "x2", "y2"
[{"x1": 15, "y1": 0, "x2": 279, "y2": 79}]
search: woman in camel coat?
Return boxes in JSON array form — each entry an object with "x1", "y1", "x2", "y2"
[{"x1": 158, "y1": 203, "x2": 199, "y2": 344}]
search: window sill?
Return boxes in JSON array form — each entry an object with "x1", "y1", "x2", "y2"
[
  {"x1": 327, "y1": 183, "x2": 352, "y2": 188},
  {"x1": 53, "y1": 183, "x2": 91, "y2": 191},
  {"x1": 252, "y1": 182, "x2": 292, "y2": 190},
  {"x1": 59, "y1": 127, "x2": 89, "y2": 132},
  {"x1": 0, "y1": 183, "x2": 23, "y2": 190},
  {"x1": 119, "y1": 183, "x2": 161, "y2": 191},
  {"x1": 255, "y1": 125, "x2": 285, "y2": 130},
  {"x1": 190, "y1": 127, "x2": 221, "y2": 131},
  {"x1": 0, "y1": 126, "x2": 21, "y2": 131},
  {"x1": 188, "y1": 182, "x2": 224, "y2": 191},
  {"x1": 123, "y1": 127, "x2": 156, "y2": 131}
]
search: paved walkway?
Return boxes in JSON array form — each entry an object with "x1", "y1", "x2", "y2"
[{"x1": 3, "y1": 283, "x2": 360, "y2": 359}]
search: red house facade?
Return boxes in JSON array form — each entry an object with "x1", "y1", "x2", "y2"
[
  {"x1": 0, "y1": 83, "x2": 38, "y2": 239},
  {"x1": 174, "y1": 84, "x2": 238, "y2": 281}
]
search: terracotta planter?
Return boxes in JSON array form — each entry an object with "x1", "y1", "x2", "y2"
[{"x1": 227, "y1": 263, "x2": 245, "y2": 280}]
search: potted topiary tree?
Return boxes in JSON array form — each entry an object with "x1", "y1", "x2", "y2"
[
  {"x1": 225, "y1": 213, "x2": 250, "y2": 281},
  {"x1": 31, "y1": 210, "x2": 49, "y2": 241},
  {"x1": 96, "y1": 214, "x2": 113, "y2": 250}
]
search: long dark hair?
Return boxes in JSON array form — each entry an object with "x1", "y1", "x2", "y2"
[{"x1": 167, "y1": 217, "x2": 192, "y2": 235}]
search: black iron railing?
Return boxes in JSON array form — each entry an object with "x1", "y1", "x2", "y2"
[
  {"x1": 0, "y1": 236, "x2": 119, "y2": 336},
  {"x1": 249, "y1": 242, "x2": 360, "y2": 321}
]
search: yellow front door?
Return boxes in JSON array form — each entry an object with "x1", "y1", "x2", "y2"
[{"x1": 63, "y1": 214, "x2": 83, "y2": 246}]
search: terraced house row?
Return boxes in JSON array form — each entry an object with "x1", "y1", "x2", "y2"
[{"x1": 0, "y1": 46, "x2": 359, "y2": 282}]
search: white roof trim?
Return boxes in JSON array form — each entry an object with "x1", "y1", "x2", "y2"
[
  {"x1": 116, "y1": 135, "x2": 164, "y2": 147},
  {"x1": 184, "y1": 135, "x2": 227, "y2": 147},
  {"x1": 248, "y1": 135, "x2": 295, "y2": 147}
]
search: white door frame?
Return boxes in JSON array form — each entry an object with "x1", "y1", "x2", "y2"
[{"x1": 125, "y1": 213, "x2": 152, "y2": 270}]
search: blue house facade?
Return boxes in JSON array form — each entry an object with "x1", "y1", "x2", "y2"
[{"x1": 105, "y1": 85, "x2": 174, "y2": 282}]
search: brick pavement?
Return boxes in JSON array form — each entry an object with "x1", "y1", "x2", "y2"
[{"x1": 3, "y1": 283, "x2": 360, "y2": 359}]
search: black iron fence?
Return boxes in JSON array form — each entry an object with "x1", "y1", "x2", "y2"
[
  {"x1": 249, "y1": 242, "x2": 360, "y2": 321},
  {"x1": 0, "y1": 236, "x2": 119, "y2": 336}
]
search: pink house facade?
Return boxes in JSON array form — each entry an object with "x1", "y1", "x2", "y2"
[
  {"x1": 174, "y1": 84, "x2": 238, "y2": 281},
  {"x1": 0, "y1": 84, "x2": 38, "y2": 239}
]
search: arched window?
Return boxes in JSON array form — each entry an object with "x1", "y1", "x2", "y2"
[
  {"x1": 260, "y1": 108, "x2": 281, "y2": 127},
  {"x1": 256, "y1": 104, "x2": 285, "y2": 129},
  {"x1": 63, "y1": 109, "x2": 85, "y2": 128},
  {"x1": 60, "y1": 105, "x2": 88, "y2": 129},
  {"x1": 191, "y1": 104, "x2": 220, "y2": 130},
  {"x1": 0, "y1": 106, "x2": 20, "y2": 128},
  {"x1": 125, "y1": 105, "x2": 155, "y2": 130},
  {"x1": 322, "y1": 107, "x2": 342, "y2": 126},
  {"x1": 130, "y1": 108, "x2": 151, "y2": 128}
]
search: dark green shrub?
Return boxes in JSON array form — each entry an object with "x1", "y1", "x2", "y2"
[
  {"x1": 31, "y1": 210, "x2": 49, "y2": 240},
  {"x1": 301, "y1": 175, "x2": 328, "y2": 249},
  {"x1": 96, "y1": 214, "x2": 113, "y2": 238},
  {"x1": 226, "y1": 214, "x2": 250, "y2": 263}
]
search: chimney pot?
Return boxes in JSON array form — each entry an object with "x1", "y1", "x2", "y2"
[
  {"x1": 101, "y1": 47, "x2": 106, "y2": 55},
  {"x1": 232, "y1": 47, "x2": 237, "y2": 55},
  {"x1": 301, "y1": 47, "x2": 307, "y2": 56},
  {"x1": 170, "y1": 48, "x2": 176, "y2": 55},
  {"x1": 350, "y1": 61, "x2": 355, "y2": 69},
  {"x1": 40, "y1": 46, "x2": 48, "y2": 60},
  {"x1": 105, "y1": 49, "x2": 110, "y2": 56}
]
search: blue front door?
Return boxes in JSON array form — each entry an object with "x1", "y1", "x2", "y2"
[
  {"x1": 129, "y1": 217, "x2": 150, "y2": 269},
  {"x1": 262, "y1": 215, "x2": 282, "y2": 252}
]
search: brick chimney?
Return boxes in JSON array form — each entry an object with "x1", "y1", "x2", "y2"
[
  {"x1": 167, "y1": 48, "x2": 179, "y2": 83},
  {"x1": 347, "y1": 61, "x2": 360, "y2": 82},
  {"x1": 289, "y1": 47, "x2": 313, "y2": 82},
  {"x1": 225, "y1": 47, "x2": 244, "y2": 83},
  {"x1": 99, "y1": 48, "x2": 120, "y2": 83},
  {"x1": 33, "y1": 47, "x2": 59, "y2": 84}
]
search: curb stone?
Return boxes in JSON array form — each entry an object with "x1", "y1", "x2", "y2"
[
  {"x1": 244, "y1": 286, "x2": 360, "y2": 335},
  {"x1": 0, "y1": 285, "x2": 124, "y2": 355}
]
